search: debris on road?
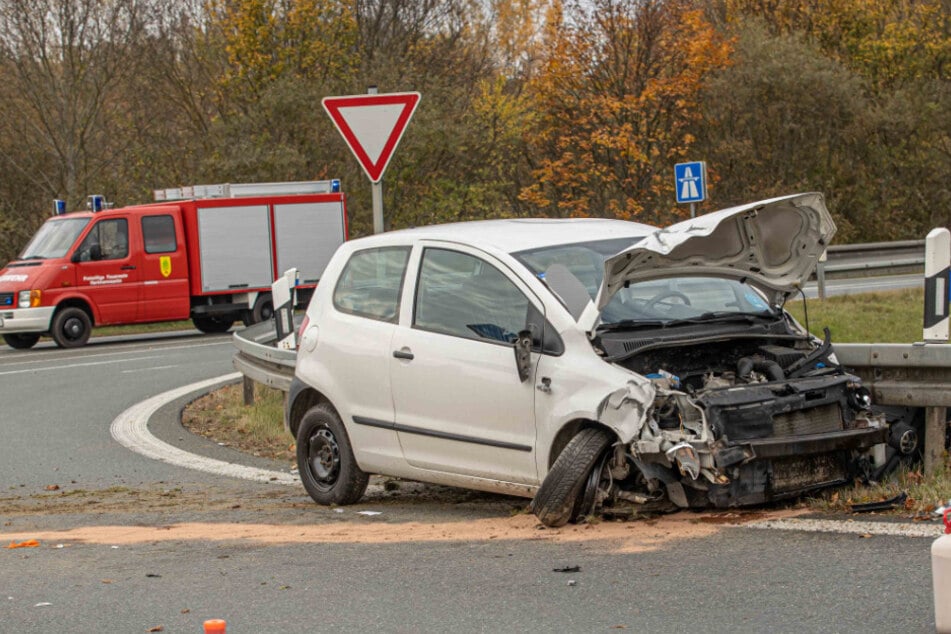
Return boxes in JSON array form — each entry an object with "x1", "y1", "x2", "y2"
[
  {"x1": 34, "y1": 602, "x2": 51, "y2": 607},
  {"x1": 850, "y1": 492, "x2": 908, "y2": 513},
  {"x1": 5, "y1": 539, "x2": 39, "y2": 549},
  {"x1": 553, "y1": 565, "x2": 581, "y2": 573},
  {"x1": 357, "y1": 511, "x2": 382, "y2": 516}
]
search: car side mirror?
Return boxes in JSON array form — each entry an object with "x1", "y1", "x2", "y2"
[
  {"x1": 514, "y1": 329, "x2": 532, "y2": 382},
  {"x1": 89, "y1": 244, "x2": 102, "y2": 261}
]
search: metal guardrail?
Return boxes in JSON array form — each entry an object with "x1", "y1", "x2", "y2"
[
  {"x1": 232, "y1": 321, "x2": 296, "y2": 391},
  {"x1": 821, "y1": 240, "x2": 925, "y2": 277}
]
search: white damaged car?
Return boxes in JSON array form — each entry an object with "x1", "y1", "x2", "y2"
[{"x1": 286, "y1": 193, "x2": 904, "y2": 526}]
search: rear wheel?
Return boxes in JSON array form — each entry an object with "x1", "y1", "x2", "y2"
[
  {"x1": 252, "y1": 294, "x2": 273, "y2": 323},
  {"x1": 532, "y1": 427, "x2": 614, "y2": 527},
  {"x1": 51, "y1": 307, "x2": 91, "y2": 348},
  {"x1": 192, "y1": 315, "x2": 234, "y2": 334},
  {"x1": 296, "y1": 403, "x2": 368, "y2": 506},
  {"x1": 3, "y1": 333, "x2": 40, "y2": 349}
]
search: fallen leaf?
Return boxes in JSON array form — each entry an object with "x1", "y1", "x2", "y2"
[
  {"x1": 860, "y1": 533, "x2": 873, "y2": 539},
  {"x1": 147, "y1": 627, "x2": 164, "y2": 632},
  {"x1": 101, "y1": 579, "x2": 114, "y2": 584},
  {"x1": 45, "y1": 485, "x2": 59, "y2": 491}
]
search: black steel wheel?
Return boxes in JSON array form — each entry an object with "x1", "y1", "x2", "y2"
[
  {"x1": 3, "y1": 333, "x2": 40, "y2": 349},
  {"x1": 296, "y1": 403, "x2": 368, "y2": 506},
  {"x1": 51, "y1": 307, "x2": 91, "y2": 348},
  {"x1": 532, "y1": 427, "x2": 614, "y2": 527}
]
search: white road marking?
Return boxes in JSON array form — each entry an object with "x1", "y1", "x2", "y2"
[
  {"x1": 746, "y1": 517, "x2": 942, "y2": 538},
  {"x1": 109, "y1": 373, "x2": 300, "y2": 486},
  {"x1": 121, "y1": 364, "x2": 181, "y2": 373},
  {"x1": 0, "y1": 339, "x2": 232, "y2": 370},
  {"x1": 0, "y1": 356, "x2": 166, "y2": 376}
]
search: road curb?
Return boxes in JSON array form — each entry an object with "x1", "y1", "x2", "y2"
[{"x1": 109, "y1": 372, "x2": 301, "y2": 487}]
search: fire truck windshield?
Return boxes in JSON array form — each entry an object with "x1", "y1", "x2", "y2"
[{"x1": 19, "y1": 217, "x2": 91, "y2": 260}]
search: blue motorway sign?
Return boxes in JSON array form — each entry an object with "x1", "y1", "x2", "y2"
[{"x1": 675, "y1": 161, "x2": 706, "y2": 204}]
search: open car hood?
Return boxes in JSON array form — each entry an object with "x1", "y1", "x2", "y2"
[{"x1": 593, "y1": 192, "x2": 836, "y2": 313}]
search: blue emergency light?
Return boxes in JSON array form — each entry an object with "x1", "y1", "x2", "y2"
[
  {"x1": 88, "y1": 195, "x2": 105, "y2": 212},
  {"x1": 53, "y1": 199, "x2": 66, "y2": 215},
  {"x1": 331, "y1": 179, "x2": 340, "y2": 193}
]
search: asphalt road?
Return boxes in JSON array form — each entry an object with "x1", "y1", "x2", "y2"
[{"x1": 0, "y1": 283, "x2": 942, "y2": 633}]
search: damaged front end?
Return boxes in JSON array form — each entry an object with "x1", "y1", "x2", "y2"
[{"x1": 590, "y1": 326, "x2": 890, "y2": 514}]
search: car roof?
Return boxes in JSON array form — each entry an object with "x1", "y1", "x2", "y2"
[{"x1": 348, "y1": 218, "x2": 658, "y2": 253}]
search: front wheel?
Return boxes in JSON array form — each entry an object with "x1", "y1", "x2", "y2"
[
  {"x1": 3, "y1": 333, "x2": 40, "y2": 349},
  {"x1": 296, "y1": 403, "x2": 368, "y2": 506},
  {"x1": 532, "y1": 427, "x2": 614, "y2": 527},
  {"x1": 51, "y1": 307, "x2": 91, "y2": 348},
  {"x1": 192, "y1": 315, "x2": 234, "y2": 334}
]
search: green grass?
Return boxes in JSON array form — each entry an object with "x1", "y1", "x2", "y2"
[
  {"x1": 92, "y1": 320, "x2": 195, "y2": 338},
  {"x1": 785, "y1": 288, "x2": 927, "y2": 343}
]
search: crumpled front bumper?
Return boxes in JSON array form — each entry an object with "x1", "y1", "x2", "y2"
[{"x1": 0, "y1": 307, "x2": 55, "y2": 334}]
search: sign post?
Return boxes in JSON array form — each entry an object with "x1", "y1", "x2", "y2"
[
  {"x1": 674, "y1": 161, "x2": 707, "y2": 217},
  {"x1": 322, "y1": 89, "x2": 421, "y2": 234}
]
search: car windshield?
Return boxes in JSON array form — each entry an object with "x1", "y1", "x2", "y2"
[
  {"x1": 19, "y1": 217, "x2": 90, "y2": 260},
  {"x1": 515, "y1": 238, "x2": 776, "y2": 327}
]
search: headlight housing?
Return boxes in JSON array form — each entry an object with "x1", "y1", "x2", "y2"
[{"x1": 18, "y1": 290, "x2": 41, "y2": 308}]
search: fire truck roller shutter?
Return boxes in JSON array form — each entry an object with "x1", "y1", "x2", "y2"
[
  {"x1": 197, "y1": 205, "x2": 273, "y2": 292},
  {"x1": 274, "y1": 202, "x2": 346, "y2": 287}
]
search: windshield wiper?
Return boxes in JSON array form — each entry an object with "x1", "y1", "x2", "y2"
[
  {"x1": 596, "y1": 319, "x2": 668, "y2": 332},
  {"x1": 661, "y1": 311, "x2": 777, "y2": 327},
  {"x1": 597, "y1": 311, "x2": 776, "y2": 332}
]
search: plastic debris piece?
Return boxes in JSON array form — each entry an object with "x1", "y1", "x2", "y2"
[
  {"x1": 849, "y1": 492, "x2": 908, "y2": 513},
  {"x1": 111, "y1": 545, "x2": 119, "y2": 549},
  {"x1": 333, "y1": 508, "x2": 345, "y2": 513},
  {"x1": 146, "y1": 573, "x2": 162, "y2": 578},
  {"x1": 553, "y1": 565, "x2": 581, "y2": 573},
  {"x1": 34, "y1": 602, "x2": 52, "y2": 607},
  {"x1": 357, "y1": 511, "x2": 382, "y2": 516},
  {"x1": 55, "y1": 544, "x2": 64, "y2": 549},
  {"x1": 567, "y1": 580, "x2": 577, "y2": 587},
  {"x1": 5, "y1": 539, "x2": 40, "y2": 549}
]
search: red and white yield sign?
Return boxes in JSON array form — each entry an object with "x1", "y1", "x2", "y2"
[{"x1": 322, "y1": 92, "x2": 421, "y2": 183}]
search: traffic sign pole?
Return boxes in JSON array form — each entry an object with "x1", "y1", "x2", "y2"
[{"x1": 372, "y1": 181, "x2": 384, "y2": 234}]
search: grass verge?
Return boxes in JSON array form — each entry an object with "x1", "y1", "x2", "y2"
[
  {"x1": 181, "y1": 383, "x2": 294, "y2": 464},
  {"x1": 785, "y1": 287, "x2": 926, "y2": 343}
]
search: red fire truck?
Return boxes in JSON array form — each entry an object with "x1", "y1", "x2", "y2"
[{"x1": 0, "y1": 180, "x2": 347, "y2": 349}]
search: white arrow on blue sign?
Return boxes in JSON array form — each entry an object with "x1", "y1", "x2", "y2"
[{"x1": 675, "y1": 161, "x2": 706, "y2": 204}]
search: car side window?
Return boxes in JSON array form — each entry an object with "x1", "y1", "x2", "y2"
[
  {"x1": 142, "y1": 215, "x2": 177, "y2": 254},
  {"x1": 332, "y1": 247, "x2": 410, "y2": 322},
  {"x1": 414, "y1": 248, "x2": 529, "y2": 344},
  {"x1": 76, "y1": 218, "x2": 128, "y2": 262}
]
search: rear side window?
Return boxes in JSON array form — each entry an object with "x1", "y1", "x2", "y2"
[
  {"x1": 142, "y1": 215, "x2": 177, "y2": 254},
  {"x1": 332, "y1": 247, "x2": 410, "y2": 322}
]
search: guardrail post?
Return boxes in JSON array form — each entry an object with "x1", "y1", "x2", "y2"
[
  {"x1": 243, "y1": 376, "x2": 255, "y2": 406},
  {"x1": 924, "y1": 406, "x2": 948, "y2": 474}
]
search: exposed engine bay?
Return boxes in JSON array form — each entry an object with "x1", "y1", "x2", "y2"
[{"x1": 587, "y1": 326, "x2": 897, "y2": 514}]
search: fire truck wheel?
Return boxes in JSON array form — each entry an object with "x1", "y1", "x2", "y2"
[
  {"x1": 51, "y1": 307, "x2": 91, "y2": 348},
  {"x1": 3, "y1": 333, "x2": 40, "y2": 349},
  {"x1": 252, "y1": 294, "x2": 274, "y2": 324},
  {"x1": 192, "y1": 315, "x2": 234, "y2": 334}
]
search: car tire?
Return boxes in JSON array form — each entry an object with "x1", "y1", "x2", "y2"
[
  {"x1": 51, "y1": 307, "x2": 91, "y2": 348},
  {"x1": 532, "y1": 427, "x2": 614, "y2": 528},
  {"x1": 297, "y1": 403, "x2": 369, "y2": 506},
  {"x1": 3, "y1": 333, "x2": 40, "y2": 349},
  {"x1": 192, "y1": 315, "x2": 234, "y2": 334}
]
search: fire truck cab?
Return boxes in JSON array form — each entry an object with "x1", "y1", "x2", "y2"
[{"x1": 0, "y1": 180, "x2": 347, "y2": 349}]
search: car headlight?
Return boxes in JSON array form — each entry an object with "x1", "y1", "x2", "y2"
[{"x1": 18, "y1": 290, "x2": 41, "y2": 308}]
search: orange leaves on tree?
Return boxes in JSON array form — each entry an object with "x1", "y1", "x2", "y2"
[{"x1": 521, "y1": 0, "x2": 732, "y2": 224}]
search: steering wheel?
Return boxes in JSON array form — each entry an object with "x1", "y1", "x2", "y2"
[{"x1": 645, "y1": 290, "x2": 692, "y2": 311}]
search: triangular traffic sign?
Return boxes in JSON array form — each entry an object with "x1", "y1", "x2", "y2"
[{"x1": 322, "y1": 92, "x2": 421, "y2": 183}]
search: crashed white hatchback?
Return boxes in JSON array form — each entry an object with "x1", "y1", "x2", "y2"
[{"x1": 287, "y1": 193, "x2": 900, "y2": 526}]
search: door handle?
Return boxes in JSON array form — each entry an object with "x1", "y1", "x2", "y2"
[
  {"x1": 120, "y1": 265, "x2": 136, "y2": 270},
  {"x1": 393, "y1": 349, "x2": 414, "y2": 361}
]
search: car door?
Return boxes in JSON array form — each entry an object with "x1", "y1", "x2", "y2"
[
  {"x1": 138, "y1": 211, "x2": 190, "y2": 321},
  {"x1": 390, "y1": 244, "x2": 540, "y2": 485},
  {"x1": 71, "y1": 216, "x2": 139, "y2": 325}
]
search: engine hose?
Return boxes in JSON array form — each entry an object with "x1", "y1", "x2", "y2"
[{"x1": 737, "y1": 357, "x2": 785, "y2": 382}]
